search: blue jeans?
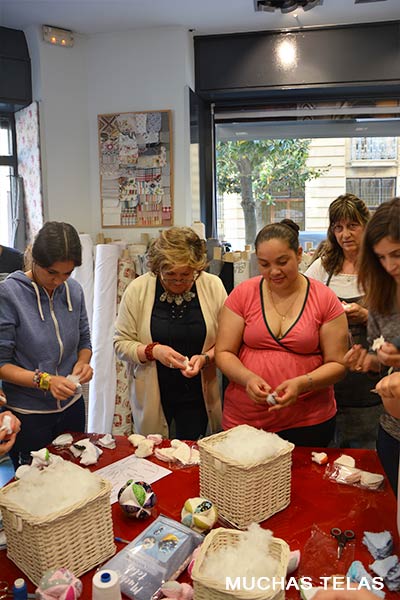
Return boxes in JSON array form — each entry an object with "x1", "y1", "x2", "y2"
[
  {"x1": 8, "y1": 397, "x2": 85, "y2": 470},
  {"x1": 377, "y1": 424, "x2": 399, "y2": 496}
]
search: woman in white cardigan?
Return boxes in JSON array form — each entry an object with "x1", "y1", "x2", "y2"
[{"x1": 114, "y1": 227, "x2": 227, "y2": 439}]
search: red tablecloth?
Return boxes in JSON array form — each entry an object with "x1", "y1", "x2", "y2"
[{"x1": 0, "y1": 437, "x2": 398, "y2": 598}]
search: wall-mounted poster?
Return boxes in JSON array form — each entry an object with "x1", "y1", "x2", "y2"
[{"x1": 98, "y1": 110, "x2": 173, "y2": 228}]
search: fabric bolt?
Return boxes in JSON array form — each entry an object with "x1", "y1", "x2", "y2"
[
  {"x1": 14, "y1": 101, "x2": 43, "y2": 242},
  {"x1": 222, "y1": 276, "x2": 344, "y2": 434},
  {"x1": 71, "y1": 234, "x2": 94, "y2": 333},
  {"x1": 88, "y1": 243, "x2": 122, "y2": 434},
  {"x1": 114, "y1": 271, "x2": 227, "y2": 437},
  {"x1": 113, "y1": 255, "x2": 136, "y2": 435}
]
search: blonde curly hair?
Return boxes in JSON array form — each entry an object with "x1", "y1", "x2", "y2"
[{"x1": 147, "y1": 227, "x2": 208, "y2": 274}]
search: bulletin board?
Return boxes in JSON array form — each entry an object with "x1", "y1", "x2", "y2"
[{"x1": 98, "y1": 110, "x2": 173, "y2": 228}]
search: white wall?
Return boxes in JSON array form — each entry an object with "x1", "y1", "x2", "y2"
[{"x1": 25, "y1": 26, "x2": 195, "y2": 241}]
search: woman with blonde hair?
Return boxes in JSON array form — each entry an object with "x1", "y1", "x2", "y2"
[
  {"x1": 114, "y1": 227, "x2": 227, "y2": 439},
  {"x1": 305, "y1": 194, "x2": 382, "y2": 448}
]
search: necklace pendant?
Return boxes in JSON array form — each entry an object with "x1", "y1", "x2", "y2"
[{"x1": 282, "y1": 316, "x2": 286, "y2": 320}]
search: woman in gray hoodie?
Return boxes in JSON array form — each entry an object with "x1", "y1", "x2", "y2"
[{"x1": 0, "y1": 221, "x2": 92, "y2": 469}]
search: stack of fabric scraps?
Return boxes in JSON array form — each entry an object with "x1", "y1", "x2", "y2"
[
  {"x1": 363, "y1": 531, "x2": 393, "y2": 560},
  {"x1": 155, "y1": 440, "x2": 200, "y2": 466},
  {"x1": 363, "y1": 530, "x2": 400, "y2": 591},
  {"x1": 325, "y1": 455, "x2": 384, "y2": 490},
  {"x1": 346, "y1": 561, "x2": 385, "y2": 598},
  {"x1": 70, "y1": 439, "x2": 102, "y2": 466},
  {"x1": 370, "y1": 556, "x2": 400, "y2": 591},
  {"x1": 128, "y1": 433, "x2": 163, "y2": 457}
]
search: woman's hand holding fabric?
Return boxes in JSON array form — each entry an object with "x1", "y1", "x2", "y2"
[
  {"x1": 344, "y1": 302, "x2": 368, "y2": 324},
  {"x1": 72, "y1": 361, "x2": 93, "y2": 384},
  {"x1": 49, "y1": 375, "x2": 79, "y2": 401},
  {"x1": 245, "y1": 374, "x2": 271, "y2": 404},
  {"x1": 269, "y1": 378, "x2": 302, "y2": 410},
  {"x1": 377, "y1": 342, "x2": 400, "y2": 369},
  {"x1": 152, "y1": 344, "x2": 187, "y2": 369},
  {"x1": 180, "y1": 354, "x2": 203, "y2": 378},
  {"x1": 0, "y1": 410, "x2": 21, "y2": 455}
]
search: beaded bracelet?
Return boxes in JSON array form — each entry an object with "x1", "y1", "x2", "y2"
[
  {"x1": 145, "y1": 342, "x2": 160, "y2": 361},
  {"x1": 33, "y1": 369, "x2": 43, "y2": 388}
]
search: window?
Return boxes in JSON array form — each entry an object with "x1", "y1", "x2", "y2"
[
  {"x1": 346, "y1": 177, "x2": 396, "y2": 209},
  {"x1": 0, "y1": 115, "x2": 17, "y2": 245}
]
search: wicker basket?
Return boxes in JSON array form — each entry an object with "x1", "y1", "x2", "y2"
[
  {"x1": 0, "y1": 475, "x2": 116, "y2": 585},
  {"x1": 198, "y1": 425, "x2": 294, "y2": 529},
  {"x1": 191, "y1": 527, "x2": 290, "y2": 600}
]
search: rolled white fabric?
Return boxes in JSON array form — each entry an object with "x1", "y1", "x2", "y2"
[
  {"x1": 88, "y1": 243, "x2": 122, "y2": 434},
  {"x1": 72, "y1": 234, "x2": 94, "y2": 331},
  {"x1": 191, "y1": 220, "x2": 206, "y2": 240}
]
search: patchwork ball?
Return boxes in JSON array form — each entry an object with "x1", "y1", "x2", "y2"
[
  {"x1": 118, "y1": 480, "x2": 157, "y2": 519},
  {"x1": 181, "y1": 497, "x2": 217, "y2": 533}
]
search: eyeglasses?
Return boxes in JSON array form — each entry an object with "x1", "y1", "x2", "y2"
[
  {"x1": 332, "y1": 222, "x2": 362, "y2": 234},
  {"x1": 160, "y1": 271, "x2": 199, "y2": 284}
]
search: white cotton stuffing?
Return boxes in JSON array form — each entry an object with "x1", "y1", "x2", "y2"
[
  {"x1": 212, "y1": 426, "x2": 289, "y2": 465},
  {"x1": 5, "y1": 461, "x2": 102, "y2": 517},
  {"x1": 201, "y1": 524, "x2": 279, "y2": 581}
]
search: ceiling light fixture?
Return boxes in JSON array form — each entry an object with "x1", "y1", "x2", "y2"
[
  {"x1": 42, "y1": 25, "x2": 74, "y2": 47},
  {"x1": 254, "y1": 0, "x2": 323, "y2": 13}
]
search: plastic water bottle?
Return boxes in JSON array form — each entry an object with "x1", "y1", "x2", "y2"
[{"x1": 12, "y1": 578, "x2": 28, "y2": 600}]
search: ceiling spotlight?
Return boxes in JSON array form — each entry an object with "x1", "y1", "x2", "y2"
[{"x1": 254, "y1": 0, "x2": 323, "y2": 13}]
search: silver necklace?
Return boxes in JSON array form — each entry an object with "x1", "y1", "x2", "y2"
[{"x1": 159, "y1": 289, "x2": 195, "y2": 306}]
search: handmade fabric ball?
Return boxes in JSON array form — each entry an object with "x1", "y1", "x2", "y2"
[
  {"x1": 181, "y1": 497, "x2": 217, "y2": 533},
  {"x1": 118, "y1": 480, "x2": 157, "y2": 519},
  {"x1": 35, "y1": 567, "x2": 82, "y2": 600}
]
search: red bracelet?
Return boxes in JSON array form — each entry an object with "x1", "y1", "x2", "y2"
[{"x1": 145, "y1": 342, "x2": 160, "y2": 361}]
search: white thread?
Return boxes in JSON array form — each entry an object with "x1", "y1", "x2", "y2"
[{"x1": 92, "y1": 570, "x2": 121, "y2": 600}]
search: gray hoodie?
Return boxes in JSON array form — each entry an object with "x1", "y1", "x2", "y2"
[{"x1": 0, "y1": 271, "x2": 91, "y2": 413}]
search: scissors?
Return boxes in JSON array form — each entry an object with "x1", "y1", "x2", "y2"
[{"x1": 331, "y1": 527, "x2": 355, "y2": 559}]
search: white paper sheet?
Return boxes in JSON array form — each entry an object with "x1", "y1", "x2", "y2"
[{"x1": 96, "y1": 455, "x2": 172, "y2": 504}]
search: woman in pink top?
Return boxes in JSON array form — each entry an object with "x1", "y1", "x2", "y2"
[{"x1": 215, "y1": 220, "x2": 348, "y2": 446}]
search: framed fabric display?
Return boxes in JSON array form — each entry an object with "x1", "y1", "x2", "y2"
[{"x1": 98, "y1": 109, "x2": 173, "y2": 227}]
